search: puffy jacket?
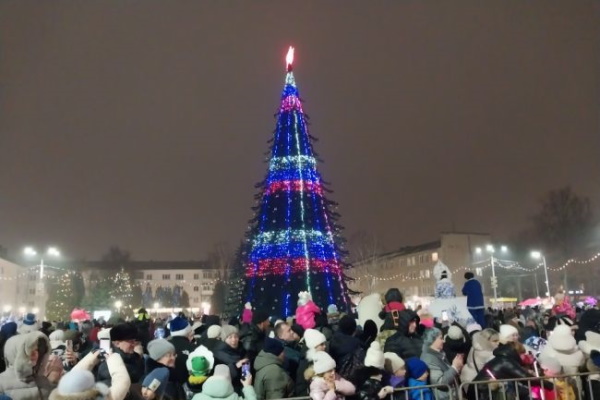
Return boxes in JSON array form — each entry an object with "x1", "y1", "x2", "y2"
[
  {"x1": 329, "y1": 332, "x2": 364, "y2": 366},
  {"x1": 296, "y1": 301, "x2": 321, "y2": 330},
  {"x1": 97, "y1": 347, "x2": 144, "y2": 387},
  {"x1": 460, "y1": 332, "x2": 495, "y2": 386},
  {"x1": 309, "y1": 375, "x2": 355, "y2": 400},
  {"x1": 383, "y1": 310, "x2": 423, "y2": 360},
  {"x1": 169, "y1": 335, "x2": 196, "y2": 385},
  {"x1": 357, "y1": 377, "x2": 384, "y2": 400},
  {"x1": 0, "y1": 332, "x2": 56, "y2": 400},
  {"x1": 192, "y1": 374, "x2": 257, "y2": 400},
  {"x1": 407, "y1": 378, "x2": 434, "y2": 400},
  {"x1": 213, "y1": 341, "x2": 246, "y2": 390},
  {"x1": 239, "y1": 324, "x2": 266, "y2": 362},
  {"x1": 420, "y1": 347, "x2": 459, "y2": 400},
  {"x1": 253, "y1": 351, "x2": 293, "y2": 400},
  {"x1": 57, "y1": 350, "x2": 131, "y2": 400}
]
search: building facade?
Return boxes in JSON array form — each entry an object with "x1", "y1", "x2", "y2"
[{"x1": 348, "y1": 232, "x2": 491, "y2": 299}]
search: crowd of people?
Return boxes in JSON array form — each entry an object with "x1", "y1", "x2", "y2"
[{"x1": 1, "y1": 273, "x2": 600, "y2": 400}]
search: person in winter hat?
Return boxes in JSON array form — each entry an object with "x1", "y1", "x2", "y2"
[
  {"x1": 49, "y1": 370, "x2": 111, "y2": 400},
  {"x1": 462, "y1": 272, "x2": 486, "y2": 328},
  {"x1": 442, "y1": 324, "x2": 471, "y2": 364},
  {"x1": 239, "y1": 310, "x2": 270, "y2": 361},
  {"x1": 498, "y1": 324, "x2": 519, "y2": 344},
  {"x1": 192, "y1": 364, "x2": 256, "y2": 400},
  {"x1": 253, "y1": 338, "x2": 293, "y2": 400},
  {"x1": 296, "y1": 291, "x2": 322, "y2": 330},
  {"x1": 17, "y1": 313, "x2": 38, "y2": 334},
  {"x1": 0, "y1": 331, "x2": 64, "y2": 398},
  {"x1": 295, "y1": 329, "x2": 328, "y2": 397},
  {"x1": 96, "y1": 323, "x2": 144, "y2": 390},
  {"x1": 384, "y1": 352, "x2": 406, "y2": 388},
  {"x1": 357, "y1": 342, "x2": 394, "y2": 400},
  {"x1": 539, "y1": 325, "x2": 584, "y2": 375},
  {"x1": 167, "y1": 316, "x2": 197, "y2": 389},
  {"x1": 242, "y1": 303, "x2": 253, "y2": 325},
  {"x1": 186, "y1": 345, "x2": 215, "y2": 391},
  {"x1": 405, "y1": 357, "x2": 433, "y2": 400},
  {"x1": 383, "y1": 309, "x2": 423, "y2": 360},
  {"x1": 378, "y1": 288, "x2": 406, "y2": 332},
  {"x1": 306, "y1": 351, "x2": 355, "y2": 400},
  {"x1": 420, "y1": 327, "x2": 463, "y2": 400},
  {"x1": 143, "y1": 339, "x2": 182, "y2": 400},
  {"x1": 460, "y1": 329, "x2": 499, "y2": 388}
]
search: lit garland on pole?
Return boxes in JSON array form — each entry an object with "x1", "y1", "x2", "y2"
[{"x1": 241, "y1": 47, "x2": 352, "y2": 317}]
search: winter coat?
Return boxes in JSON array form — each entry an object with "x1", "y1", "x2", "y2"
[
  {"x1": 212, "y1": 341, "x2": 245, "y2": 392},
  {"x1": 329, "y1": 332, "x2": 364, "y2": 366},
  {"x1": 357, "y1": 376, "x2": 385, "y2": 400},
  {"x1": 462, "y1": 279, "x2": 484, "y2": 309},
  {"x1": 407, "y1": 378, "x2": 434, "y2": 400},
  {"x1": 420, "y1": 347, "x2": 459, "y2": 400},
  {"x1": 239, "y1": 324, "x2": 266, "y2": 362},
  {"x1": 169, "y1": 335, "x2": 196, "y2": 385},
  {"x1": 309, "y1": 375, "x2": 356, "y2": 400},
  {"x1": 142, "y1": 357, "x2": 182, "y2": 400},
  {"x1": 65, "y1": 350, "x2": 131, "y2": 400},
  {"x1": 460, "y1": 332, "x2": 495, "y2": 386},
  {"x1": 295, "y1": 357, "x2": 311, "y2": 396},
  {"x1": 199, "y1": 337, "x2": 222, "y2": 353},
  {"x1": 192, "y1": 374, "x2": 257, "y2": 400},
  {"x1": 253, "y1": 351, "x2": 293, "y2": 400},
  {"x1": 297, "y1": 301, "x2": 321, "y2": 330},
  {"x1": 538, "y1": 341, "x2": 585, "y2": 375},
  {"x1": 383, "y1": 310, "x2": 423, "y2": 360},
  {"x1": 97, "y1": 347, "x2": 144, "y2": 388},
  {"x1": 0, "y1": 332, "x2": 56, "y2": 400}
]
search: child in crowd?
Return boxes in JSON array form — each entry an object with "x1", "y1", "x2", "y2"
[
  {"x1": 532, "y1": 354, "x2": 576, "y2": 400},
  {"x1": 383, "y1": 352, "x2": 406, "y2": 389},
  {"x1": 406, "y1": 357, "x2": 433, "y2": 400},
  {"x1": 307, "y1": 351, "x2": 356, "y2": 400},
  {"x1": 357, "y1": 342, "x2": 394, "y2": 400}
]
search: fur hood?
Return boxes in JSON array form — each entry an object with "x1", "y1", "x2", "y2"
[
  {"x1": 4, "y1": 331, "x2": 51, "y2": 380},
  {"x1": 49, "y1": 385, "x2": 110, "y2": 400},
  {"x1": 471, "y1": 331, "x2": 497, "y2": 353}
]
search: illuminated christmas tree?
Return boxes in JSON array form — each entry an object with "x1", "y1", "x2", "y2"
[
  {"x1": 242, "y1": 47, "x2": 352, "y2": 317},
  {"x1": 110, "y1": 268, "x2": 134, "y2": 307},
  {"x1": 46, "y1": 272, "x2": 79, "y2": 321}
]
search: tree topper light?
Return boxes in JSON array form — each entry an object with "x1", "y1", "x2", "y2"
[{"x1": 286, "y1": 46, "x2": 295, "y2": 72}]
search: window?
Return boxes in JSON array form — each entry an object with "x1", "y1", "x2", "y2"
[
  {"x1": 399, "y1": 259, "x2": 406, "y2": 267},
  {"x1": 432, "y1": 252, "x2": 439, "y2": 262},
  {"x1": 29, "y1": 274, "x2": 36, "y2": 281},
  {"x1": 425, "y1": 270, "x2": 431, "y2": 278},
  {"x1": 203, "y1": 271, "x2": 212, "y2": 279},
  {"x1": 162, "y1": 274, "x2": 170, "y2": 280},
  {"x1": 418, "y1": 254, "x2": 424, "y2": 264},
  {"x1": 29, "y1": 288, "x2": 35, "y2": 295},
  {"x1": 193, "y1": 286, "x2": 199, "y2": 292},
  {"x1": 193, "y1": 274, "x2": 199, "y2": 280},
  {"x1": 146, "y1": 274, "x2": 153, "y2": 280},
  {"x1": 476, "y1": 268, "x2": 483, "y2": 276},
  {"x1": 175, "y1": 274, "x2": 184, "y2": 280},
  {"x1": 193, "y1": 297, "x2": 199, "y2": 303},
  {"x1": 202, "y1": 283, "x2": 212, "y2": 291}
]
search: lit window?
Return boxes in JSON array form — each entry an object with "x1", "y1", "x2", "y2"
[
  {"x1": 476, "y1": 268, "x2": 483, "y2": 276},
  {"x1": 432, "y1": 252, "x2": 438, "y2": 262}
]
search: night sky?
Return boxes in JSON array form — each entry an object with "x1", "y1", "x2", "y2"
[{"x1": 1, "y1": 2, "x2": 599, "y2": 261}]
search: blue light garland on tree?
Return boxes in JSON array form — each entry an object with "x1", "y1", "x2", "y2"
[{"x1": 242, "y1": 47, "x2": 353, "y2": 317}]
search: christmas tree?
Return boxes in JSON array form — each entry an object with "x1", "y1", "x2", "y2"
[
  {"x1": 242, "y1": 47, "x2": 352, "y2": 317},
  {"x1": 110, "y1": 268, "x2": 134, "y2": 307},
  {"x1": 46, "y1": 272, "x2": 80, "y2": 321}
]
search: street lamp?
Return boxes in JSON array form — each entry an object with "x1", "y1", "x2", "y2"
[
  {"x1": 531, "y1": 251, "x2": 551, "y2": 297},
  {"x1": 478, "y1": 244, "x2": 508, "y2": 307},
  {"x1": 23, "y1": 246, "x2": 61, "y2": 279}
]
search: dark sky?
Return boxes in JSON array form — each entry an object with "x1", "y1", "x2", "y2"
[{"x1": 1, "y1": 2, "x2": 599, "y2": 261}]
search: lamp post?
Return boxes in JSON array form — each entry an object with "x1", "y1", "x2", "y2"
[
  {"x1": 531, "y1": 251, "x2": 551, "y2": 297},
  {"x1": 475, "y1": 244, "x2": 508, "y2": 308},
  {"x1": 23, "y1": 246, "x2": 61, "y2": 318}
]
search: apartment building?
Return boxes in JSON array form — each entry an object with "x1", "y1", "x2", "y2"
[
  {"x1": 0, "y1": 257, "x2": 28, "y2": 314},
  {"x1": 348, "y1": 232, "x2": 491, "y2": 298}
]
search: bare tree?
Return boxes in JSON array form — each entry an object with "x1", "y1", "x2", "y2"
[{"x1": 346, "y1": 230, "x2": 385, "y2": 293}]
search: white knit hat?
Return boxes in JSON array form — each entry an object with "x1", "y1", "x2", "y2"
[
  {"x1": 384, "y1": 352, "x2": 405, "y2": 373},
  {"x1": 313, "y1": 351, "x2": 336, "y2": 374},
  {"x1": 304, "y1": 329, "x2": 327, "y2": 349},
  {"x1": 207, "y1": 325, "x2": 222, "y2": 339},
  {"x1": 50, "y1": 370, "x2": 109, "y2": 400},
  {"x1": 364, "y1": 341, "x2": 385, "y2": 369},
  {"x1": 548, "y1": 325, "x2": 576, "y2": 352},
  {"x1": 466, "y1": 323, "x2": 482, "y2": 334},
  {"x1": 499, "y1": 325, "x2": 519, "y2": 343},
  {"x1": 446, "y1": 326, "x2": 464, "y2": 341}
]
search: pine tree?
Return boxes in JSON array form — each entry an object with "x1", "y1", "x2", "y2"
[
  {"x1": 110, "y1": 268, "x2": 134, "y2": 307},
  {"x1": 46, "y1": 272, "x2": 78, "y2": 321},
  {"x1": 224, "y1": 241, "x2": 247, "y2": 317},
  {"x1": 242, "y1": 48, "x2": 352, "y2": 317}
]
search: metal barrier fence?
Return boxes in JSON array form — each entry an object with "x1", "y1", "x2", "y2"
[
  {"x1": 459, "y1": 372, "x2": 598, "y2": 400},
  {"x1": 391, "y1": 383, "x2": 455, "y2": 400}
]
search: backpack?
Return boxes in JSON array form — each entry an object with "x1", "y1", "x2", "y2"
[{"x1": 338, "y1": 347, "x2": 366, "y2": 384}]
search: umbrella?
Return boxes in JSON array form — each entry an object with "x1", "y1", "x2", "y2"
[{"x1": 519, "y1": 298, "x2": 541, "y2": 307}]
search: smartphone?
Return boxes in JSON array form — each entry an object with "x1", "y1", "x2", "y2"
[
  {"x1": 155, "y1": 328, "x2": 165, "y2": 339},
  {"x1": 241, "y1": 363, "x2": 250, "y2": 379},
  {"x1": 99, "y1": 338, "x2": 111, "y2": 353},
  {"x1": 65, "y1": 340, "x2": 73, "y2": 352},
  {"x1": 148, "y1": 378, "x2": 161, "y2": 392},
  {"x1": 441, "y1": 311, "x2": 449, "y2": 321}
]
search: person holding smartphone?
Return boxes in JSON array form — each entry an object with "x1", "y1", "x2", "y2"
[{"x1": 420, "y1": 328, "x2": 463, "y2": 400}]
